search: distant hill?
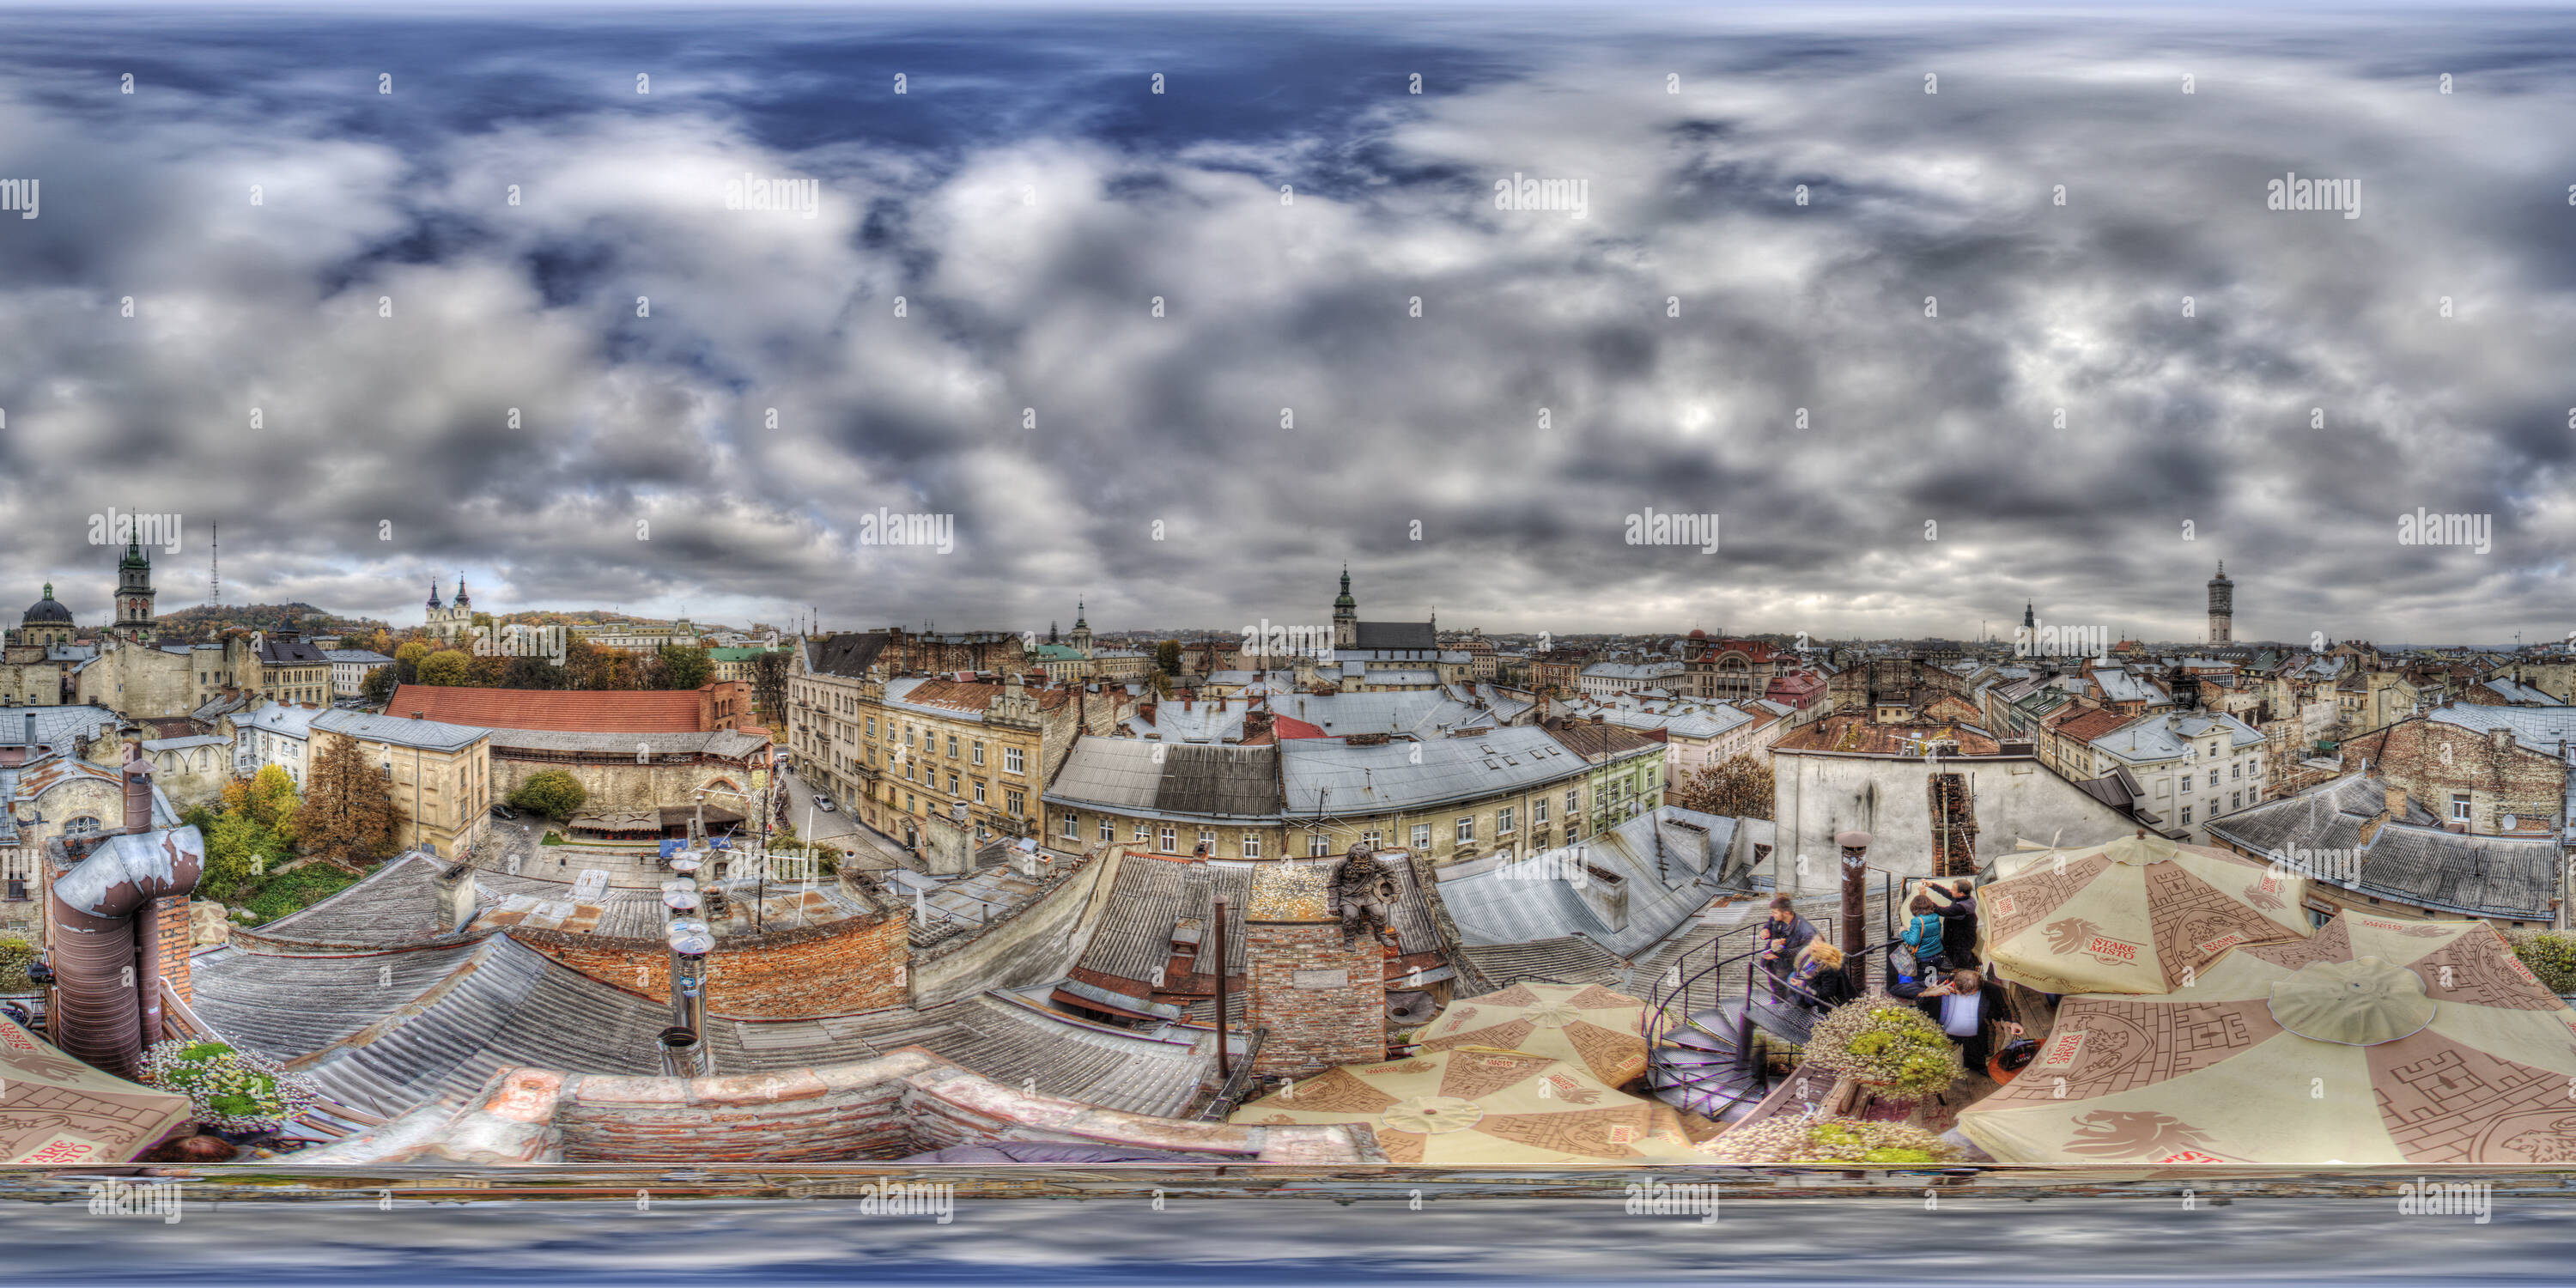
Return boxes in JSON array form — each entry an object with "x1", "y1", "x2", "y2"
[{"x1": 155, "y1": 603, "x2": 391, "y2": 642}]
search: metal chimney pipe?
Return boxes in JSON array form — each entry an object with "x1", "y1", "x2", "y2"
[
  {"x1": 1835, "y1": 830, "x2": 1872, "y2": 995},
  {"x1": 1212, "y1": 896, "x2": 1230, "y2": 1078},
  {"x1": 666, "y1": 920, "x2": 715, "y2": 1077}
]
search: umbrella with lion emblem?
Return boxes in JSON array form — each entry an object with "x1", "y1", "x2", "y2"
[
  {"x1": 1230, "y1": 1046, "x2": 1702, "y2": 1163},
  {"x1": 1960, "y1": 912, "x2": 2576, "y2": 1163},
  {"x1": 1980, "y1": 832, "x2": 2312, "y2": 995},
  {"x1": 1413, "y1": 982, "x2": 1650, "y2": 1086}
]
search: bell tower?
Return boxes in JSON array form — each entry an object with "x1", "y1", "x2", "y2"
[
  {"x1": 1332, "y1": 565, "x2": 1358, "y2": 651},
  {"x1": 114, "y1": 536, "x2": 156, "y2": 643},
  {"x1": 2207, "y1": 561, "x2": 2233, "y2": 645}
]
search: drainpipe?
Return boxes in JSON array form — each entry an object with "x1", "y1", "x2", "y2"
[{"x1": 1212, "y1": 896, "x2": 1230, "y2": 1077}]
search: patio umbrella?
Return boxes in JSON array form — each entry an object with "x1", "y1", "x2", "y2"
[
  {"x1": 1414, "y1": 982, "x2": 1650, "y2": 1086},
  {"x1": 1959, "y1": 913, "x2": 2576, "y2": 1163},
  {"x1": 1231, "y1": 1046, "x2": 1701, "y2": 1163},
  {"x1": 0, "y1": 1015, "x2": 193, "y2": 1164},
  {"x1": 1979, "y1": 834, "x2": 2312, "y2": 994}
]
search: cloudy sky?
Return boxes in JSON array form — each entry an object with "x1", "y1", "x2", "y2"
[{"x1": 1, "y1": 3, "x2": 2571, "y2": 644}]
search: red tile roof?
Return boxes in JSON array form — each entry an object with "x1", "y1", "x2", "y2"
[
  {"x1": 2049, "y1": 708, "x2": 2135, "y2": 743},
  {"x1": 387, "y1": 683, "x2": 723, "y2": 732}
]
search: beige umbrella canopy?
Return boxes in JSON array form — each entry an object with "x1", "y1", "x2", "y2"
[
  {"x1": 1960, "y1": 913, "x2": 2576, "y2": 1164},
  {"x1": 1981, "y1": 834, "x2": 2312, "y2": 994},
  {"x1": 0, "y1": 1016, "x2": 192, "y2": 1164},
  {"x1": 1414, "y1": 982, "x2": 1650, "y2": 1086},
  {"x1": 1231, "y1": 1046, "x2": 1701, "y2": 1163}
]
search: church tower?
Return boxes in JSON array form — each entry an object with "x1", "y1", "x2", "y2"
[
  {"x1": 1332, "y1": 565, "x2": 1358, "y2": 650},
  {"x1": 2207, "y1": 561, "x2": 2233, "y2": 645},
  {"x1": 113, "y1": 536, "x2": 156, "y2": 644},
  {"x1": 1068, "y1": 602, "x2": 1093, "y2": 658}
]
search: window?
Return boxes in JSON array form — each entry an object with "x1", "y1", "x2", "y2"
[
  {"x1": 1534, "y1": 798, "x2": 1550, "y2": 825},
  {"x1": 1100, "y1": 817, "x2": 1115, "y2": 841},
  {"x1": 2182, "y1": 806, "x2": 2193, "y2": 825},
  {"x1": 1198, "y1": 829, "x2": 1218, "y2": 854},
  {"x1": 1004, "y1": 747, "x2": 1024, "y2": 775},
  {"x1": 947, "y1": 734, "x2": 959, "y2": 759},
  {"x1": 1361, "y1": 830, "x2": 1382, "y2": 850},
  {"x1": 973, "y1": 781, "x2": 987, "y2": 804},
  {"x1": 2208, "y1": 770, "x2": 2220, "y2": 789},
  {"x1": 1309, "y1": 831, "x2": 1331, "y2": 857},
  {"x1": 1566, "y1": 789, "x2": 1579, "y2": 817},
  {"x1": 64, "y1": 817, "x2": 100, "y2": 835},
  {"x1": 1455, "y1": 816, "x2": 1475, "y2": 844},
  {"x1": 972, "y1": 741, "x2": 986, "y2": 766},
  {"x1": 1412, "y1": 823, "x2": 1431, "y2": 849},
  {"x1": 906, "y1": 726, "x2": 917, "y2": 746},
  {"x1": 1498, "y1": 806, "x2": 1516, "y2": 835},
  {"x1": 1005, "y1": 790, "x2": 1024, "y2": 816},
  {"x1": 1060, "y1": 812, "x2": 1078, "y2": 839},
  {"x1": 1159, "y1": 825, "x2": 1177, "y2": 853},
  {"x1": 1242, "y1": 832, "x2": 1261, "y2": 859},
  {"x1": 1134, "y1": 822, "x2": 1151, "y2": 841},
  {"x1": 2181, "y1": 775, "x2": 2191, "y2": 793},
  {"x1": 2451, "y1": 793, "x2": 2471, "y2": 823},
  {"x1": 2230, "y1": 792, "x2": 2241, "y2": 810},
  {"x1": 866, "y1": 717, "x2": 876, "y2": 738}
]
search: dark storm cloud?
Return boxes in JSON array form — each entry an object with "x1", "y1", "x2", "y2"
[{"x1": 0, "y1": 9, "x2": 2572, "y2": 642}]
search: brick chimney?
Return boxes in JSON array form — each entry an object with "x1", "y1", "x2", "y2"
[
  {"x1": 1242, "y1": 859, "x2": 1386, "y2": 1079},
  {"x1": 2384, "y1": 785, "x2": 2409, "y2": 821}
]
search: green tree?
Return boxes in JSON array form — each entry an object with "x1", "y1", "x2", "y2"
[
  {"x1": 417, "y1": 648, "x2": 473, "y2": 686},
  {"x1": 1155, "y1": 639, "x2": 1182, "y2": 676},
  {"x1": 393, "y1": 640, "x2": 430, "y2": 684},
  {"x1": 0, "y1": 937, "x2": 37, "y2": 993},
  {"x1": 1674, "y1": 753, "x2": 1776, "y2": 820},
  {"x1": 198, "y1": 811, "x2": 269, "y2": 902},
  {"x1": 301, "y1": 732, "x2": 404, "y2": 862},
  {"x1": 508, "y1": 769, "x2": 590, "y2": 820},
  {"x1": 649, "y1": 644, "x2": 713, "y2": 690},
  {"x1": 2511, "y1": 933, "x2": 2576, "y2": 994},
  {"x1": 360, "y1": 665, "x2": 398, "y2": 705}
]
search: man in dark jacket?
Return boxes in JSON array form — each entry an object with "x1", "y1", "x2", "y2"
[
  {"x1": 1755, "y1": 896, "x2": 1815, "y2": 1002},
  {"x1": 1929, "y1": 879, "x2": 1979, "y2": 970}
]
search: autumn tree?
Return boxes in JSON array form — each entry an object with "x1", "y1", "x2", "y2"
[
  {"x1": 1675, "y1": 753, "x2": 1777, "y2": 820},
  {"x1": 750, "y1": 649, "x2": 790, "y2": 725},
  {"x1": 222, "y1": 764, "x2": 301, "y2": 836},
  {"x1": 301, "y1": 733, "x2": 404, "y2": 863},
  {"x1": 417, "y1": 648, "x2": 473, "y2": 686},
  {"x1": 394, "y1": 640, "x2": 430, "y2": 683},
  {"x1": 360, "y1": 665, "x2": 398, "y2": 705},
  {"x1": 648, "y1": 644, "x2": 713, "y2": 691}
]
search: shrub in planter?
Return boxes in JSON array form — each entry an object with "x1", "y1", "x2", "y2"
[
  {"x1": 1700, "y1": 1115, "x2": 1964, "y2": 1165},
  {"x1": 2509, "y1": 932, "x2": 2576, "y2": 996},
  {"x1": 140, "y1": 1039, "x2": 323, "y2": 1133},
  {"x1": 1801, "y1": 1001, "x2": 1965, "y2": 1098}
]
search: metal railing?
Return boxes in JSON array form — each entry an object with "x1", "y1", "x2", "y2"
[{"x1": 1640, "y1": 895, "x2": 1911, "y2": 1121}]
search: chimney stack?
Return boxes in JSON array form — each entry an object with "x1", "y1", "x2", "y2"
[
  {"x1": 122, "y1": 742, "x2": 153, "y2": 834},
  {"x1": 434, "y1": 862, "x2": 479, "y2": 934},
  {"x1": 2384, "y1": 786, "x2": 2409, "y2": 822}
]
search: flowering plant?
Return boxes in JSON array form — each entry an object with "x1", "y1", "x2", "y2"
[
  {"x1": 1699, "y1": 1115, "x2": 1963, "y2": 1165},
  {"x1": 139, "y1": 1039, "x2": 322, "y2": 1133},
  {"x1": 1800, "y1": 1002, "x2": 1964, "y2": 1097}
]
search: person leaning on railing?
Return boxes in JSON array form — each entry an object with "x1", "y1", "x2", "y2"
[
  {"x1": 1915, "y1": 966, "x2": 2023, "y2": 1070},
  {"x1": 1755, "y1": 896, "x2": 1816, "y2": 1002},
  {"x1": 1785, "y1": 941, "x2": 1854, "y2": 1012}
]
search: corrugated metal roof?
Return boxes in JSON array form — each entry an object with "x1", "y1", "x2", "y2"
[{"x1": 1282, "y1": 725, "x2": 1587, "y2": 815}]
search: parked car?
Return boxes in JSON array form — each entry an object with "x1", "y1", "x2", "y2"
[
  {"x1": 489, "y1": 803, "x2": 517, "y2": 820},
  {"x1": 814, "y1": 796, "x2": 835, "y2": 812}
]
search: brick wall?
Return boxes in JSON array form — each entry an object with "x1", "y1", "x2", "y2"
[
  {"x1": 1244, "y1": 920, "x2": 1387, "y2": 1078},
  {"x1": 2342, "y1": 717, "x2": 2567, "y2": 835},
  {"x1": 516, "y1": 907, "x2": 908, "y2": 1020},
  {"x1": 151, "y1": 896, "x2": 192, "y2": 1006}
]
